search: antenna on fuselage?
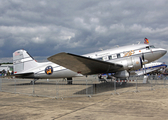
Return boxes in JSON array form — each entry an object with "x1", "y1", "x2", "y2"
[{"x1": 137, "y1": 41, "x2": 141, "y2": 44}]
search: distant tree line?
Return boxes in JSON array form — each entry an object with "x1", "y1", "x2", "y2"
[{"x1": 0, "y1": 62, "x2": 13, "y2": 65}]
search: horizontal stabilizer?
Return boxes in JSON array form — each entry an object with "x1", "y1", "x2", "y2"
[
  {"x1": 48, "y1": 52, "x2": 123, "y2": 75},
  {"x1": 12, "y1": 72, "x2": 34, "y2": 78}
]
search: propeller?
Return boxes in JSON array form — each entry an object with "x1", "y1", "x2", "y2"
[
  {"x1": 142, "y1": 53, "x2": 148, "y2": 65},
  {"x1": 142, "y1": 53, "x2": 147, "y2": 75},
  {"x1": 142, "y1": 53, "x2": 144, "y2": 61}
]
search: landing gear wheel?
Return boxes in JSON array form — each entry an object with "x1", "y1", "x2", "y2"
[{"x1": 67, "y1": 78, "x2": 73, "y2": 85}]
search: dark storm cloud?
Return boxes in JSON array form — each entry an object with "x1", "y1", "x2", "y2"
[{"x1": 0, "y1": 0, "x2": 167, "y2": 63}]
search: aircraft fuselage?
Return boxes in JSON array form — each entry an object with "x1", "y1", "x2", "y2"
[{"x1": 14, "y1": 44, "x2": 167, "y2": 79}]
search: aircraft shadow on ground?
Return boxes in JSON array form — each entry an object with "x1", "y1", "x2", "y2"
[
  {"x1": 8, "y1": 81, "x2": 135, "y2": 94},
  {"x1": 74, "y1": 82, "x2": 147, "y2": 94},
  {"x1": 73, "y1": 82, "x2": 163, "y2": 94}
]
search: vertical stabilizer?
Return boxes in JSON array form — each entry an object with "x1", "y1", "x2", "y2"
[{"x1": 13, "y1": 50, "x2": 38, "y2": 74}]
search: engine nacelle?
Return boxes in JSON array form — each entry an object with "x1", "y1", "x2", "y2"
[
  {"x1": 116, "y1": 57, "x2": 142, "y2": 71},
  {"x1": 114, "y1": 70, "x2": 129, "y2": 78}
]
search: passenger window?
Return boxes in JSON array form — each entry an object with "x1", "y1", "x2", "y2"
[
  {"x1": 112, "y1": 54, "x2": 117, "y2": 59},
  {"x1": 108, "y1": 56, "x2": 112, "y2": 60},
  {"x1": 103, "y1": 56, "x2": 108, "y2": 61},
  {"x1": 97, "y1": 57, "x2": 103, "y2": 61},
  {"x1": 117, "y1": 54, "x2": 121, "y2": 58}
]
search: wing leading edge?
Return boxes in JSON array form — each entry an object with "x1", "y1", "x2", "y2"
[{"x1": 47, "y1": 52, "x2": 123, "y2": 75}]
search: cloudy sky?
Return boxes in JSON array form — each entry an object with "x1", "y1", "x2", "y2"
[{"x1": 0, "y1": 0, "x2": 168, "y2": 63}]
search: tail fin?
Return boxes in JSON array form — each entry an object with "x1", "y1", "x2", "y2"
[{"x1": 13, "y1": 50, "x2": 38, "y2": 74}]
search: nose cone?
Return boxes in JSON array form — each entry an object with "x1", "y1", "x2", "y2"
[
  {"x1": 148, "y1": 48, "x2": 167, "y2": 63},
  {"x1": 160, "y1": 48, "x2": 167, "y2": 56}
]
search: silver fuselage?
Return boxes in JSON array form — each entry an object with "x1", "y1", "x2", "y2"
[{"x1": 28, "y1": 44, "x2": 167, "y2": 79}]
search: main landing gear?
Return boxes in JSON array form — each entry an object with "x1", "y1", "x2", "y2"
[
  {"x1": 30, "y1": 79, "x2": 39, "y2": 84},
  {"x1": 67, "y1": 77, "x2": 73, "y2": 85}
]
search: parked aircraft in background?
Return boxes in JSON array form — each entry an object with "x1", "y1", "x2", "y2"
[
  {"x1": 100, "y1": 62, "x2": 167, "y2": 80},
  {"x1": 161, "y1": 64, "x2": 168, "y2": 75},
  {"x1": 130, "y1": 62, "x2": 167, "y2": 76},
  {"x1": 13, "y1": 43, "x2": 167, "y2": 84}
]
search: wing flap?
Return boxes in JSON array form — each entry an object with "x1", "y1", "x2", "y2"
[{"x1": 48, "y1": 52, "x2": 123, "y2": 75}]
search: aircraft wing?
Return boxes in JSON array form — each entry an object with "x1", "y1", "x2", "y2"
[{"x1": 48, "y1": 52, "x2": 123, "y2": 75}]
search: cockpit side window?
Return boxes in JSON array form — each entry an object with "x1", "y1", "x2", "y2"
[
  {"x1": 149, "y1": 45, "x2": 155, "y2": 48},
  {"x1": 146, "y1": 46, "x2": 150, "y2": 50}
]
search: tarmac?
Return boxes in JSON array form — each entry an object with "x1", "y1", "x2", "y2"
[{"x1": 1, "y1": 88, "x2": 168, "y2": 120}]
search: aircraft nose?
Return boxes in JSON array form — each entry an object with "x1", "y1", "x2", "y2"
[{"x1": 161, "y1": 49, "x2": 167, "y2": 56}]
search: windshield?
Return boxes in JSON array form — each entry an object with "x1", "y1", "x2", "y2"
[{"x1": 149, "y1": 45, "x2": 155, "y2": 48}]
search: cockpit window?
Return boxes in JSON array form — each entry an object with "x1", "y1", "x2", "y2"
[
  {"x1": 146, "y1": 46, "x2": 150, "y2": 50},
  {"x1": 149, "y1": 45, "x2": 155, "y2": 48}
]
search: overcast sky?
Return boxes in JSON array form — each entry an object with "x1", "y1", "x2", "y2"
[{"x1": 0, "y1": 0, "x2": 168, "y2": 63}]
